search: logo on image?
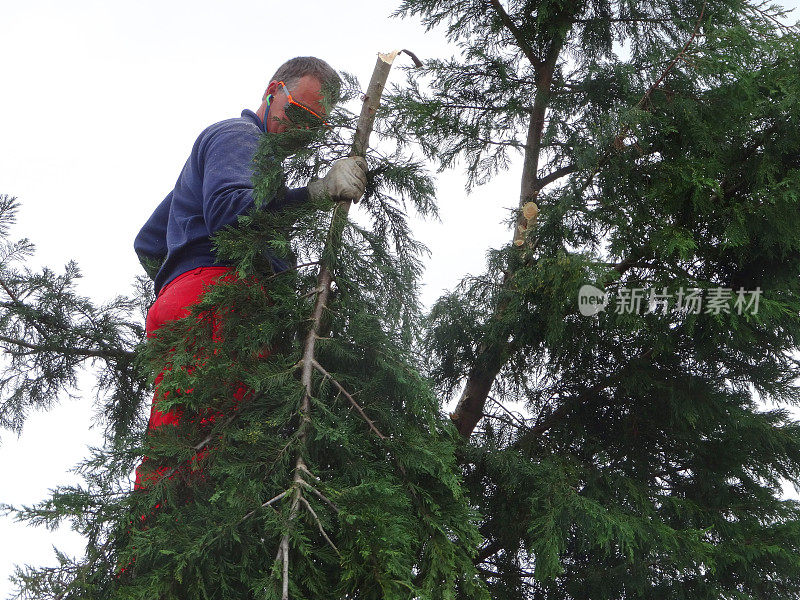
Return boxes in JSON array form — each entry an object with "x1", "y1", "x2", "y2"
[{"x1": 578, "y1": 284, "x2": 608, "y2": 316}]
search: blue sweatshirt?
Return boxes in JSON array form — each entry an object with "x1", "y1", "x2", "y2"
[{"x1": 134, "y1": 109, "x2": 308, "y2": 296}]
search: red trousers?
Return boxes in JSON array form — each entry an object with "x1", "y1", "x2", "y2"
[{"x1": 134, "y1": 266, "x2": 235, "y2": 490}]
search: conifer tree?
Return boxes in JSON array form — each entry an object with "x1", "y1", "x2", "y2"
[
  {"x1": 1, "y1": 62, "x2": 487, "y2": 599},
  {"x1": 383, "y1": 0, "x2": 800, "y2": 597},
  {"x1": 6, "y1": 3, "x2": 800, "y2": 598}
]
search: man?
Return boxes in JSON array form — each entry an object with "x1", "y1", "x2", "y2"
[{"x1": 133, "y1": 57, "x2": 367, "y2": 485}]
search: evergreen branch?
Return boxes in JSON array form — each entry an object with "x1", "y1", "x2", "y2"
[
  {"x1": 145, "y1": 415, "x2": 238, "y2": 485},
  {"x1": 436, "y1": 102, "x2": 533, "y2": 113},
  {"x1": 514, "y1": 350, "x2": 652, "y2": 449},
  {"x1": 0, "y1": 294, "x2": 139, "y2": 355},
  {"x1": 0, "y1": 334, "x2": 134, "y2": 360},
  {"x1": 473, "y1": 538, "x2": 506, "y2": 565},
  {"x1": 608, "y1": 248, "x2": 652, "y2": 279},
  {"x1": 474, "y1": 136, "x2": 529, "y2": 150},
  {"x1": 298, "y1": 495, "x2": 341, "y2": 557},
  {"x1": 535, "y1": 2, "x2": 709, "y2": 242},
  {"x1": 486, "y1": 0, "x2": 542, "y2": 68},
  {"x1": 745, "y1": 2, "x2": 800, "y2": 33},
  {"x1": 549, "y1": 0, "x2": 709, "y2": 214},
  {"x1": 0, "y1": 277, "x2": 50, "y2": 340},
  {"x1": 574, "y1": 17, "x2": 671, "y2": 23},
  {"x1": 311, "y1": 359, "x2": 386, "y2": 440},
  {"x1": 192, "y1": 416, "x2": 235, "y2": 452},
  {"x1": 636, "y1": 3, "x2": 707, "y2": 110}
]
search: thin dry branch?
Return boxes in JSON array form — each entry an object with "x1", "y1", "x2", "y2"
[
  {"x1": 311, "y1": 358, "x2": 386, "y2": 440},
  {"x1": 299, "y1": 495, "x2": 340, "y2": 557},
  {"x1": 238, "y1": 490, "x2": 289, "y2": 525},
  {"x1": 299, "y1": 479, "x2": 340, "y2": 513},
  {"x1": 487, "y1": 395, "x2": 529, "y2": 430}
]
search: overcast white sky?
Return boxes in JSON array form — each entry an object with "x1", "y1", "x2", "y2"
[{"x1": 1, "y1": 1, "x2": 799, "y2": 596}]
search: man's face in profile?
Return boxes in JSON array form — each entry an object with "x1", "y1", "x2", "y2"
[{"x1": 266, "y1": 75, "x2": 329, "y2": 134}]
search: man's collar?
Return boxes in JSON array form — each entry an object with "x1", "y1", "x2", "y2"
[{"x1": 241, "y1": 109, "x2": 266, "y2": 133}]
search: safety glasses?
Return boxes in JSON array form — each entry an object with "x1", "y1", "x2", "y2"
[{"x1": 278, "y1": 80, "x2": 330, "y2": 129}]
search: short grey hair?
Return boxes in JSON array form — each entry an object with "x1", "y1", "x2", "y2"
[{"x1": 270, "y1": 56, "x2": 342, "y2": 106}]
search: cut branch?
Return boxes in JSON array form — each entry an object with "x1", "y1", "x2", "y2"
[{"x1": 273, "y1": 50, "x2": 410, "y2": 598}]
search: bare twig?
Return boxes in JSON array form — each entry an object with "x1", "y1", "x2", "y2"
[
  {"x1": 299, "y1": 495, "x2": 340, "y2": 557},
  {"x1": 487, "y1": 395, "x2": 529, "y2": 429},
  {"x1": 299, "y1": 479, "x2": 340, "y2": 513},
  {"x1": 311, "y1": 358, "x2": 386, "y2": 440},
  {"x1": 237, "y1": 490, "x2": 289, "y2": 525}
]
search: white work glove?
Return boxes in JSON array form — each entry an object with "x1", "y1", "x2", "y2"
[{"x1": 308, "y1": 156, "x2": 368, "y2": 203}]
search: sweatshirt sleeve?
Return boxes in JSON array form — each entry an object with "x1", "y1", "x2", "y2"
[
  {"x1": 134, "y1": 192, "x2": 171, "y2": 280},
  {"x1": 200, "y1": 126, "x2": 309, "y2": 235}
]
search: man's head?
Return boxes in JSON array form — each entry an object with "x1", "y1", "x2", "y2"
[{"x1": 257, "y1": 56, "x2": 341, "y2": 134}]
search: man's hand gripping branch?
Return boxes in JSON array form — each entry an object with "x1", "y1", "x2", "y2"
[{"x1": 307, "y1": 156, "x2": 368, "y2": 203}]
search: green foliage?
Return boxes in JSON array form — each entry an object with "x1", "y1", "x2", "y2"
[{"x1": 386, "y1": 1, "x2": 800, "y2": 598}]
